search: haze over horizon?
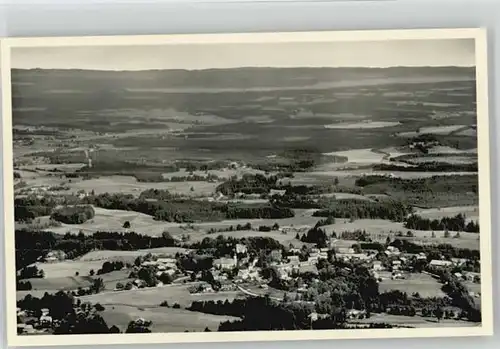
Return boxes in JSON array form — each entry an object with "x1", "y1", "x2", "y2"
[{"x1": 12, "y1": 39, "x2": 475, "y2": 71}]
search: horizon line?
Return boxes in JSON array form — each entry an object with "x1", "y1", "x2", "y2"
[{"x1": 11, "y1": 65, "x2": 476, "y2": 72}]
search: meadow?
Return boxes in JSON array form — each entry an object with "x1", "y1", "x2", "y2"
[
  {"x1": 80, "y1": 284, "x2": 243, "y2": 308},
  {"x1": 378, "y1": 273, "x2": 447, "y2": 298},
  {"x1": 99, "y1": 305, "x2": 239, "y2": 333},
  {"x1": 350, "y1": 314, "x2": 479, "y2": 328}
]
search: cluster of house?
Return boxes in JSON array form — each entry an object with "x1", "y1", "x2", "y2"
[
  {"x1": 125, "y1": 256, "x2": 179, "y2": 289},
  {"x1": 141, "y1": 257, "x2": 178, "y2": 276},
  {"x1": 17, "y1": 307, "x2": 54, "y2": 334},
  {"x1": 408, "y1": 139, "x2": 440, "y2": 150},
  {"x1": 44, "y1": 250, "x2": 67, "y2": 263}
]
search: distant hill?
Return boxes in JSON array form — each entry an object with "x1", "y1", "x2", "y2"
[{"x1": 12, "y1": 66, "x2": 475, "y2": 90}]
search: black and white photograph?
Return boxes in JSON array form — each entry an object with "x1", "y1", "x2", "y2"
[{"x1": 1, "y1": 29, "x2": 493, "y2": 346}]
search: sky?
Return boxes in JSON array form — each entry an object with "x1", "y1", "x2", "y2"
[{"x1": 12, "y1": 39, "x2": 475, "y2": 70}]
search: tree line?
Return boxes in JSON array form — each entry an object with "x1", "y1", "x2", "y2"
[
  {"x1": 85, "y1": 193, "x2": 227, "y2": 223},
  {"x1": 373, "y1": 162, "x2": 477, "y2": 172},
  {"x1": 405, "y1": 213, "x2": 479, "y2": 233},
  {"x1": 355, "y1": 174, "x2": 478, "y2": 195},
  {"x1": 17, "y1": 291, "x2": 121, "y2": 334},
  {"x1": 226, "y1": 203, "x2": 294, "y2": 220},
  {"x1": 216, "y1": 174, "x2": 278, "y2": 196},
  {"x1": 389, "y1": 238, "x2": 480, "y2": 261},
  {"x1": 313, "y1": 199, "x2": 411, "y2": 222},
  {"x1": 86, "y1": 191, "x2": 295, "y2": 222}
]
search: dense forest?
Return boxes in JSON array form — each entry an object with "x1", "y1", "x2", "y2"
[
  {"x1": 216, "y1": 174, "x2": 279, "y2": 196},
  {"x1": 313, "y1": 199, "x2": 411, "y2": 221}
]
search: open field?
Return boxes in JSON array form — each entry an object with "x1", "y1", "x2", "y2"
[
  {"x1": 408, "y1": 155, "x2": 476, "y2": 165},
  {"x1": 99, "y1": 305, "x2": 239, "y2": 333},
  {"x1": 194, "y1": 208, "x2": 320, "y2": 231},
  {"x1": 27, "y1": 260, "x2": 106, "y2": 279},
  {"x1": 323, "y1": 149, "x2": 386, "y2": 165},
  {"x1": 414, "y1": 206, "x2": 479, "y2": 222},
  {"x1": 324, "y1": 121, "x2": 401, "y2": 129},
  {"x1": 187, "y1": 229, "x2": 305, "y2": 247},
  {"x1": 428, "y1": 146, "x2": 476, "y2": 154},
  {"x1": 77, "y1": 247, "x2": 191, "y2": 262},
  {"x1": 20, "y1": 275, "x2": 94, "y2": 291},
  {"x1": 17, "y1": 290, "x2": 57, "y2": 301},
  {"x1": 419, "y1": 125, "x2": 470, "y2": 135},
  {"x1": 322, "y1": 219, "x2": 480, "y2": 250},
  {"x1": 45, "y1": 206, "x2": 176, "y2": 236},
  {"x1": 378, "y1": 273, "x2": 447, "y2": 298},
  {"x1": 20, "y1": 270, "x2": 134, "y2": 294},
  {"x1": 320, "y1": 192, "x2": 375, "y2": 202},
  {"x1": 464, "y1": 282, "x2": 481, "y2": 295},
  {"x1": 68, "y1": 175, "x2": 219, "y2": 197},
  {"x1": 80, "y1": 284, "x2": 243, "y2": 308},
  {"x1": 350, "y1": 313, "x2": 479, "y2": 328},
  {"x1": 44, "y1": 206, "x2": 321, "y2": 242}
]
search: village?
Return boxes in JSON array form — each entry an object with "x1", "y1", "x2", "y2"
[{"x1": 16, "y1": 227, "x2": 482, "y2": 336}]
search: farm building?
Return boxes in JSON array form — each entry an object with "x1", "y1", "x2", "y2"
[
  {"x1": 237, "y1": 268, "x2": 260, "y2": 281},
  {"x1": 39, "y1": 315, "x2": 52, "y2": 328},
  {"x1": 464, "y1": 272, "x2": 481, "y2": 283},
  {"x1": 416, "y1": 252, "x2": 427, "y2": 260},
  {"x1": 372, "y1": 261, "x2": 384, "y2": 271},
  {"x1": 386, "y1": 246, "x2": 401, "y2": 256},
  {"x1": 346, "y1": 309, "x2": 366, "y2": 320},
  {"x1": 235, "y1": 244, "x2": 248, "y2": 255},
  {"x1": 336, "y1": 247, "x2": 355, "y2": 254},
  {"x1": 451, "y1": 258, "x2": 468, "y2": 266},
  {"x1": 392, "y1": 260, "x2": 402, "y2": 270},
  {"x1": 156, "y1": 257, "x2": 177, "y2": 265},
  {"x1": 308, "y1": 312, "x2": 329, "y2": 322},
  {"x1": 429, "y1": 260, "x2": 453, "y2": 269},
  {"x1": 214, "y1": 256, "x2": 237, "y2": 270},
  {"x1": 44, "y1": 250, "x2": 66, "y2": 263},
  {"x1": 307, "y1": 256, "x2": 318, "y2": 264}
]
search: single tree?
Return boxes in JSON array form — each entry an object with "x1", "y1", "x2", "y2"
[
  {"x1": 435, "y1": 307, "x2": 444, "y2": 322},
  {"x1": 91, "y1": 278, "x2": 105, "y2": 294}
]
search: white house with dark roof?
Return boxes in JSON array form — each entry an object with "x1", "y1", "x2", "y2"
[
  {"x1": 429, "y1": 260, "x2": 453, "y2": 268},
  {"x1": 236, "y1": 244, "x2": 248, "y2": 254},
  {"x1": 373, "y1": 261, "x2": 384, "y2": 271},
  {"x1": 288, "y1": 255, "x2": 300, "y2": 267}
]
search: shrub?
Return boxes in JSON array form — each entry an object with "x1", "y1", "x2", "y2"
[{"x1": 50, "y1": 205, "x2": 95, "y2": 224}]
